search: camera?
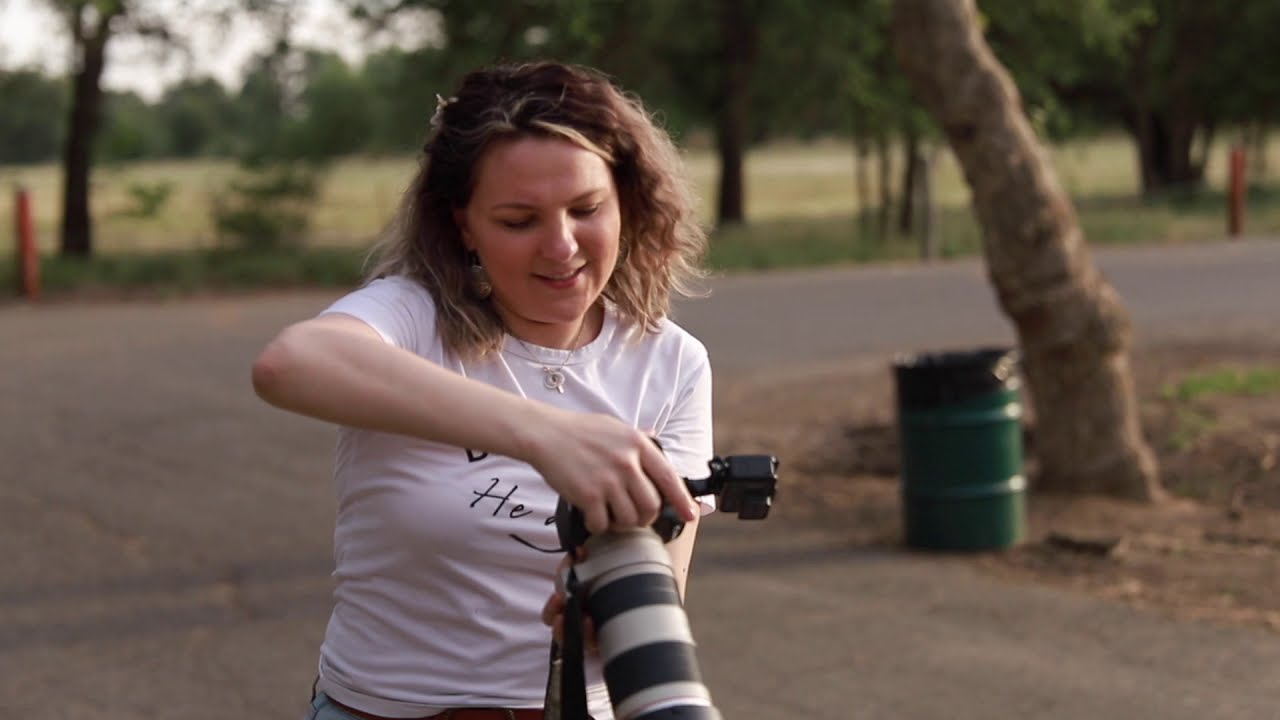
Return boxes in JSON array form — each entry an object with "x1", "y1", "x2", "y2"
[{"x1": 546, "y1": 455, "x2": 779, "y2": 720}]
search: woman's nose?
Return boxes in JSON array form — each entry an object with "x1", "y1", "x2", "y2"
[{"x1": 541, "y1": 216, "x2": 579, "y2": 260}]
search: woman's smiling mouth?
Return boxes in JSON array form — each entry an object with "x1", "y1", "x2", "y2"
[{"x1": 536, "y1": 267, "x2": 584, "y2": 288}]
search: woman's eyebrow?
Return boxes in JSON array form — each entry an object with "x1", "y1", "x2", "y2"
[{"x1": 490, "y1": 188, "x2": 608, "y2": 211}]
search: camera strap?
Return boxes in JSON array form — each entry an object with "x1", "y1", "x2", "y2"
[
  {"x1": 559, "y1": 587, "x2": 590, "y2": 720},
  {"x1": 544, "y1": 568, "x2": 591, "y2": 720}
]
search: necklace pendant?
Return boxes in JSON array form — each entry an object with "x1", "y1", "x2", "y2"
[{"x1": 543, "y1": 368, "x2": 566, "y2": 393}]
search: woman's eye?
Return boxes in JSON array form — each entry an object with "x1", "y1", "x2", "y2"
[
  {"x1": 499, "y1": 218, "x2": 534, "y2": 230},
  {"x1": 571, "y1": 205, "x2": 601, "y2": 218}
]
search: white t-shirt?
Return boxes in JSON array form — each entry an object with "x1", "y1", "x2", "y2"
[{"x1": 312, "y1": 276, "x2": 714, "y2": 719}]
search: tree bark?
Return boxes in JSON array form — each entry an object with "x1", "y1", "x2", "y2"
[
  {"x1": 898, "y1": 129, "x2": 919, "y2": 235},
  {"x1": 891, "y1": 0, "x2": 1163, "y2": 501},
  {"x1": 918, "y1": 144, "x2": 939, "y2": 260},
  {"x1": 854, "y1": 130, "x2": 873, "y2": 240},
  {"x1": 715, "y1": 0, "x2": 754, "y2": 226},
  {"x1": 1122, "y1": 11, "x2": 1216, "y2": 195},
  {"x1": 1247, "y1": 123, "x2": 1268, "y2": 181},
  {"x1": 60, "y1": 5, "x2": 117, "y2": 258},
  {"x1": 876, "y1": 132, "x2": 893, "y2": 242},
  {"x1": 1126, "y1": 111, "x2": 1206, "y2": 195}
]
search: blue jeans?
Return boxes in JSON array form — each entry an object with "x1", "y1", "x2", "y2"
[{"x1": 304, "y1": 691, "x2": 363, "y2": 720}]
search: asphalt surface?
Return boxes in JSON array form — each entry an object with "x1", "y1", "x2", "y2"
[
  {"x1": 674, "y1": 235, "x2": 1280, "y2": 374},
  {"x1": 2, "y1": 238, "x2": 1279, "y2": 719}
]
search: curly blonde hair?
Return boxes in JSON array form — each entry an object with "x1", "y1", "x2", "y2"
[{"x1": 366, "y1": 61, "x2": 708, "y2": 359}]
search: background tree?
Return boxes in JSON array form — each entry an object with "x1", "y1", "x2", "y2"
[
  {"x1": 40, "y1": 0, "x2": 253, "y2": 256},
  {"x1": 0, "y1": 69, "x2": 67, "y2": 164},
  {"x1": 981, "y1": 0, "x2": 1280, "y2": 196},
  {"x1": 286, "y1": 51, "x2": 378, "y2": 161},
  {"x1": 979, "y1": 0, "x2": 1134, "y2": 142},
  {"x1": 362, "y1": 47, "x2": 449, "y2": 154},
  {"x1": 712, "y1": 0, "x2": 756, "y2": 225},
  {"x1": 53, "y1": 0, "x2": 132, "y2": 257},
  {"x1": 157, "y1": 77, "x2": 241, "y2": 157},
  {"x1": 344, "y1": 0, "x2": 856, "y2": 228},
  {"x1": 211, "y1": 10, "x2": 375, "y2": 252},
  {"x1": 892, "y1": 0, "x2": 1162, "y2": 500},
  {"x1": 96, "y1": 89, "x2": 168, "y2": 161}
]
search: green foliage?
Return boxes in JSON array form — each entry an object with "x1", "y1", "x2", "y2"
[
  {"x1": 97, "y1": 91, "x2": 170, "y2": 162},
  {"x1": 288, "y1": 52, "x2": 378, "y2": 160},
  {"x1": 1162, "y1": 367, "x2": 1280, "y2": 403},
  {"x1": 157, "y1": 77, "x2": 241, "y2": 157},
  {"x1": 233, "y1": 47, "x2": 296, "y2": 165},
  {"x1": 208, "y1": 44, "x2": 368, "y2": 255},
  {"x1": 361, "y1": 47, "x2": 449, "y2": 153},
  {"x1": 981, "y1": 0, "x2": 1280, "y2": 187},
  {"x1": 211, "y1": 165, "x2": 323, "y2": 251},
  {"x1": 7, "y1": 0, "x2": 1280, "y2": 240},
  {"x1": 0, "y1": 69, "x2": 67, "y2": 164},
  {"x1": 1157, "y1": 364, "x2": 1280, "y2": 452},
  {"x1": 116, "y1": 180, "x2": 174, "y2": 218},
  {"x1": 1165, "y1": 405, "x2": 1218, "y2": 453}
]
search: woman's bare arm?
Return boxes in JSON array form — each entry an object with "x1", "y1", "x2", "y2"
[{"x1": 251, "y1": 313, "x2": 697, "y2": 533}]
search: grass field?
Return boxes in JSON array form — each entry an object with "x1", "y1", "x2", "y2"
[{"x1": 2, "y1": 134, "x2": 1278, "y2": 263}]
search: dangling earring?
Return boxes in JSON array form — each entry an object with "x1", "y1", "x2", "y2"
[{"x1": 468, "y1": 251, "x2": 492, "y2": 299}]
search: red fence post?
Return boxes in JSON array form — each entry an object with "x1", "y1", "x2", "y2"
[
  {"x1": 15, "y1": 186, "x2": 41, "y2": 300},
  {"x1": 1228, "y1": 146, "x2": 1246, "y2": 238}
]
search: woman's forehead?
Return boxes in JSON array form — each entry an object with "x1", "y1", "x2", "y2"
[{"x1": 470, "y1": 136, "x2": 615, "y2": 207}]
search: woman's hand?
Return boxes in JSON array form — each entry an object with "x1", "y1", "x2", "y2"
[
  {"x1": 254, "y1": 314, "x2": 696, "y2": 537},
  {"x1": 542, "y1": 550, "x2": 598, "y2": 655},
  {"x1": 524, "y1": 410, "x2": 698, "y2": 536}
]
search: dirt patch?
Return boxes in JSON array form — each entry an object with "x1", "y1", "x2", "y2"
[{"x1": 714, "y1": 339, "x2": 1280, "y2": 633}]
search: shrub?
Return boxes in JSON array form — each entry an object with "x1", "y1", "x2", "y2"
[{"x1": 211, "y1": 164, "x2": 323, "y2": 251}]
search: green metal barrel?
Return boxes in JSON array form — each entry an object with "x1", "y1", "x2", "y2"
[{"x1": 893, "y1": 348, "x2": 1026, "y2": 551}]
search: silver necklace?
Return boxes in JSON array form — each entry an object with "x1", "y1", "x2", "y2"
[{"x1": 513, "y1": 321, "x2": 586, "y2": 394}]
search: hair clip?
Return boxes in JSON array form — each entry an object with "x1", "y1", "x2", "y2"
[{"x1": 430, "y1": 93, "x2": 457, "y2": 131}]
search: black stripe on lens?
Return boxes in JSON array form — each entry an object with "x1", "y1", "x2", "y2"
[
  {"x1": 632, "y1": 706, "x2": 722, "y2": 720},
  {"x1": 603, "y1": 642, "x2": 704, "y2": 704},
  {"x1": 588, "y1": 572, "x2": 681, "y2": 626}
]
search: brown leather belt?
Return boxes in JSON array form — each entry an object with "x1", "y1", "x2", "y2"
[{"x1": 329, "y1": 696, "x2": 544, "y2": 720}]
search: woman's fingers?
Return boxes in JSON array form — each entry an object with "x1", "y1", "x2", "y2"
[
  {"x1": 629, "y1": 467, "x2": 664, "y2": 524},
  {"x1": 543, "y1": 595, "x2": 599, "y2": 655},
  {"x1": 606, "y1": 483, "x2": 640, "y2": 529},
  {"x1": 542, "y1": 590, "x2": 565, "y2": 627},
  {"x1": 640, "y1": 438, "x2": 698, "y2": 521},
  {"x1": 583, "y1": 504, "x2": 610, "y2": 536},
  {"x1": 594, "y1": 444, "x2": 686, "y2": 532},
  {"x1": 610, "y1": 475, "x2": 660, "y2": 533},
  {"x1": 533, "y1": 412, "x2": 696, "y2": 531},
  {"x1": 545, "y1": 547, "x2": 599, "y2": 653}
]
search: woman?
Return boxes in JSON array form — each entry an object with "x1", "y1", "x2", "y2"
[{"x1": 252, "y1": 61, "x2": 714, "y2": 720}]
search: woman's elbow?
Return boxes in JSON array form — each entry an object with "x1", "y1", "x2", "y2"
[{"x1": 251, "y1": 328, "x2": 301, "y2": 404}]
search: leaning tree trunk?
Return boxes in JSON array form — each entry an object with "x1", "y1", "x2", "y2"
[{"x1": 891, "y1": 0, "x2": 1162, "y2": 501}]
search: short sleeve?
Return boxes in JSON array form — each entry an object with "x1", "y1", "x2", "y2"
[
  {"x1": 657, "y1": 345, "x2": 715, "y2": 513},
  {"x1": 320, "y1": 276, "x2": 439, "y2": 357}
]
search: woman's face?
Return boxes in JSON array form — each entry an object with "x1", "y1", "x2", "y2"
[{"x1": 456, "y1": 136, "x2": 621, "y2": 348}]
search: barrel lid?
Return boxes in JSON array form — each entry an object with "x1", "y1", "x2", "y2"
[{"x1": 893, "y1": 346, "x2": 1020, "y2": 409}]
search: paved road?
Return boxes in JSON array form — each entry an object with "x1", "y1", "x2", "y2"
[
  {"x1": 2, "y1": 238, "x2": 1278, "y2": 719},
  {"x1": 675, "y1": 236, "x2": 1280, "y2": 374}
]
